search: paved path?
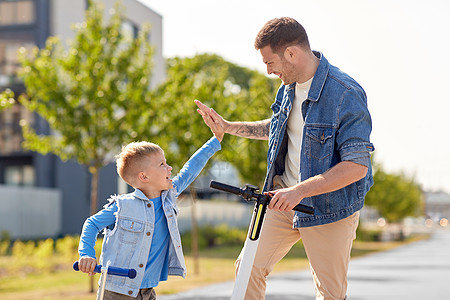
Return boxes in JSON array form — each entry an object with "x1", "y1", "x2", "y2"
[{"x1": 160, "y1": 228, "x2": 450, "y2": 299}]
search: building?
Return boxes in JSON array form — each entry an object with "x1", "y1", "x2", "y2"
[
  {"x1": 425, "y1": 191, "x2": 450, "y2": 224},
  {"x1": 0, "y1": 0, "x2": 164, "y2": 238}
]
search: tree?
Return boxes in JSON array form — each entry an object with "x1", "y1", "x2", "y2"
[
  {"x1": 365, "y1": 160, "x2": 424, "y2": 223},
  {"x1": 152, "y1": 54, "x2": 278, "y2": 187},
  {"x1": 17, "y1": 0, "x2": 157, "y2": 218}
]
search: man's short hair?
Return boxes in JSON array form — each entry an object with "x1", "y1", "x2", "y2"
[
  {"x1": 116, "y1": 141, "x2": 163, "y2": 186},
  {"x1": 254, "y1": 17, "x2": 310, "y2": 54}
]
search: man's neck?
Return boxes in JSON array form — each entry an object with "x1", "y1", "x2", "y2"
[{"x1": 296, "y1": 51, "x2": 320, "y2": 83}]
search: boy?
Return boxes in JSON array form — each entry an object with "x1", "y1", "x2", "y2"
[{"x1": 78, "y1": 103, "x2": 223, "y2": 299}]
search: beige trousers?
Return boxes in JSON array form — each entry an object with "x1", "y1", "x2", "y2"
[{"x1": 236, "y1": 182, "x2": 359, "y2": 300}]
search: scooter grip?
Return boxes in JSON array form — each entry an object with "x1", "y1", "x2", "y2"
[{"x1": 210, "y1": 180, "x2": 243, "y2": 196}]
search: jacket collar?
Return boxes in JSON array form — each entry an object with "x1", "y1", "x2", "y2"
[
  {"x1": 308, "y1": 51, "x2": 329, "y2": 102},
  {"x1": 132, "y1": 188, "x2": 171, "y2": 201},
  {"x1": 132, "y1": 189, "x2": 149, "y2": 201}
]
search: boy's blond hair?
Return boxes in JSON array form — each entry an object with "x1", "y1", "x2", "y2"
[{"x1": 116, "y1": 141, "x2": 163, "y2": 186}]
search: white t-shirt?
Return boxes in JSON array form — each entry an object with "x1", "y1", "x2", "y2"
[{"x1": 280, "y1": 78, "x2": 313, "y2": 187}]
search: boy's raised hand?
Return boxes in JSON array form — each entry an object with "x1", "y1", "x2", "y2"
[{"x1": 195, "y1": 100, "x2": 225, "y2": 142}]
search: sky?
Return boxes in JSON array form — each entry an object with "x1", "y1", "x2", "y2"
[{"x1": 140, "y1": 0, "x2": 450, "y2": 194}]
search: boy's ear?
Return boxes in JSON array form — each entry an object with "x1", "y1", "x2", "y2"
[{"x1": 138, "y1": 172, "x2": 148, "y2": 182}]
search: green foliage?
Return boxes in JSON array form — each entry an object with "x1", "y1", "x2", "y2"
[
  {"x1": 0, "y1": 88, "x2": 15, "y2": 110},
  {"x1": 365, "y1": 160, "x2": 424, "y2": 223},
  {"x1": 11, "y1": 240, "x2": 36, "y2": 271},
  {"x1": 152, "y1": 54, "x2": 278, "y2": 185},
  {"x1": 55, "y1": 235, "x2": 80, "y2": 262},
  {"x1": 0, "y1": 235, "x2": 97, "y2": 276},
  {"x1": 0, "y1": 241, "x2": 9, "y2": 256},
  {"x1": 356, "y1": 226, "x2": 382, "y2": 242},
  {"x1": 12, "y1": 240, "x2": 36, "y2": 258},
  {"x1": 0, "y1": 230, "x2": 11, "y2": 242},
  {"x1": 182, "y1": 224, "x2": 247, "y2": 251},
  {"x1": 35, "y1": 238, "x2": 54, "y2": 271}
]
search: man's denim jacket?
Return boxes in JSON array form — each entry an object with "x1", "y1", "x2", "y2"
[
  {"x1": 263, "y1": 52, "x2": 374, "y2": 228},
  {"x1": 81, "y1": 137, "x2": 220, "y2": 297}
]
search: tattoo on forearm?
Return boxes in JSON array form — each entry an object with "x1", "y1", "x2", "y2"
[
  {"x1": 235, "y1": 120, "x2": 270, "y2": 139},
  {"x1": 263, "y1": 121, "x2": 270, "y2": 137}
]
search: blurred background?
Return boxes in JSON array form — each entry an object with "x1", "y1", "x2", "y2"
[{"x1": 0, "y1": 0, "x2": 448, "y2": 298}]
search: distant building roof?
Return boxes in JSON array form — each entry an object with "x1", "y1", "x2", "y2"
[{"x1": 425, "y1": 191, "x2": 450, "y2": 205}]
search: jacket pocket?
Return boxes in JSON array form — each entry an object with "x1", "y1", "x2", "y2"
[
  {"x1": 305, "y1": 126, "x2": 334, "y2": 160},
  {"x1": 118, "y1": 218, "x2": 144, "y2": 244}
]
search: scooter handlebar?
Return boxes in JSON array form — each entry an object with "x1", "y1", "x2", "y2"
[
  {"x1": 73, "y1": 261, "x2": 137, "y2": 279},
  {"x1": 210, "y1": 180, "x2": 314, "y2": 215}
]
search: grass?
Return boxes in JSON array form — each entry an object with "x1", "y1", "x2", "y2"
[
  {"x1": 0, "y1": 271, "x2": 100, "y2": 300},
  {"x1": 0, "y1": 235, "x2": 429, "y2": 299}
]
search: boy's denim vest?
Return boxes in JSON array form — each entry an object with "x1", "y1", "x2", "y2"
[
  {"x1": 263, "y1": 52, "x2": 374, "y2": 228},
  {"x1": 99, "y1": 137, "x2": 221, "y2": 297}
]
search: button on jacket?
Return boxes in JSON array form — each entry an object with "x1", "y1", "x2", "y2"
[
  {"x1": 79, "y1": 137, "x2": 221, "y2": 297},
  {"x1": 263, "y1": 52, "x2": 374, "y2": 228}
]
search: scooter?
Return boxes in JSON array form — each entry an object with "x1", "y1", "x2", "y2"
[{"x1": 210, "y1": 180, "x2": 314, "y2": 300}]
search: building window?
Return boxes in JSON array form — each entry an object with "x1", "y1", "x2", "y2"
[
  {"x1": 0, "y1": 41, "x2": 35, "y2": 87},
  {"x1": 0, "y1": 0, "x2": 35, "y2": 25},
  {"x1": 4, "y1": 164, "x2": 34, "y2": 186},
  {"x1": 120, "y1": 20, "x2": 138, "y2": 48},
  {"x1": 0, "y1": 101, "x2": 34, "y2": 154}
]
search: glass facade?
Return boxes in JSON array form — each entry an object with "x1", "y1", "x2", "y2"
[{"x1": 0, "y1": 1, "x2": 37, "y2": 186}]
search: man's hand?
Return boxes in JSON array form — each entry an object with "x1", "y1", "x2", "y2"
[
  {"x1": 195, "y1": 100, "x2": 229, "y2": 135},
  {"x1": 266, "y1": 186, "x2": 304, "y2": 211},
  {"x1": 195, "y1": 100, "x2": 225, "y2": 142},
  {"x1": 78, "y1": 256, "x2": 97, "y2": 276},
  {"x1": 195, "y1": 99, "x2": 270, "y2": 140}
]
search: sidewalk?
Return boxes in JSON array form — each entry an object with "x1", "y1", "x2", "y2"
[{"x1": 160, "y1": 228, "x2": 450, "y2": 299}]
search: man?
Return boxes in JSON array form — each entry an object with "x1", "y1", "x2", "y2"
[{"x1": 196, "y1": 17, "x2": 374, "y2": 300}]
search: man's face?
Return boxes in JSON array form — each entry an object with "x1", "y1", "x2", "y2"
[{"x1": 260, "y1": 45, "x2": 297, "y2": 85}]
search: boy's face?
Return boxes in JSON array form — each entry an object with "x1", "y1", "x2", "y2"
[{"x1": 141, "y1": 151, "x2": 173, "y2": 194}]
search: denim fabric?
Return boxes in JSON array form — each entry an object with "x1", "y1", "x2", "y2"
[
  {"x1": 263, "y1": 52, "x2": 374, "y2": 228},
  {"x1": 79, "y1": 137, "x2": 221, "y2": 297}
]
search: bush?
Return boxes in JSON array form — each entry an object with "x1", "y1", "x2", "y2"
[
  {"x1": 12, "y1": 240, "x2": 36, "y2": 258},
  {"x1": 55, "y1": 235, "x2": 79, "y2": 262},
  {"x1": 182, "y1": 224, "x2": 247, "y2": 251},
  {"x1": 1, "y1": 235, "x2": 84, "y2": 275},
  {"x1": 0, "y1": 241, "x2": 10, "y2": 256},
  {"x1": 35, "y1": 238, "x2": 54, "y2": 271},
  {"x1": 0, "y1": 230, "x2": 11, "y2": 242},
  {"x1": 0, "y1": 231, "x2": 11, "y2": 255},
  {"x1": 356, "y1": 226, "x2": 382, "y2": 242}
]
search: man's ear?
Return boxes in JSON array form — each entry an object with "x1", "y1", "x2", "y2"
[
  {"x1": 138, "y1": 172, "x2": 148, "y2": 182},
  {"x1": 284, "y1": 46, "x2": 296, "y2": 62}
]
